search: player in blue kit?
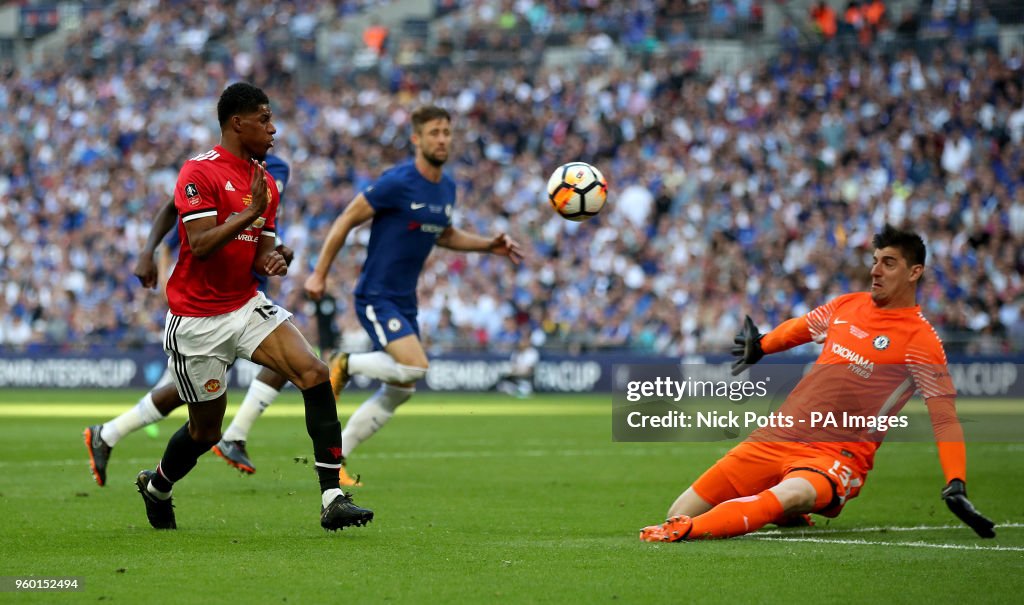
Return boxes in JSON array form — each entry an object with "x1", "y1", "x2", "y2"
[
  {"x1": 84, "y1": 155, "x2": 296, "y2": 484},
  {"x1": 304, "y1": 105, "x2": 523, "y2": 484}
]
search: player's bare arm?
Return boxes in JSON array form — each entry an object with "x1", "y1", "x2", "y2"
[
  {"x1": 436, "y1": 228, "x2": 524, "y2": 265},
  {"x1": 134, "y1": 197, "x2": 178, "y2": 288},
  {"x1": 304, "y1": 193, "x2": 376, "y2": 301},
  {"x1": 184, "y1": 161, "x2": 270, "y2": 258},
  {"x1": 254, "y1": 234, "x2": 287, "y2": 277}
]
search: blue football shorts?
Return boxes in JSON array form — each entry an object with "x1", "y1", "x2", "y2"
[{"x1": 354, "y1": 296, "x2": 420, "y2": 350}]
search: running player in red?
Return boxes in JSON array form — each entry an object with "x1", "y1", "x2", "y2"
[
  {"x1": 84, "y1": 154, "x2": 293, "y2": 485},
  {"x1": 640, "y1": 225, "x2": 995, "y2": 541},
  {"x1": 134, "y1": 82, "x2": 372, "y2": 532}
]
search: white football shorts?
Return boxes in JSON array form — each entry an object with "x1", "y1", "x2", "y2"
[{"x1": 163, "y1": 291, "x2": 292, "y2": 403}]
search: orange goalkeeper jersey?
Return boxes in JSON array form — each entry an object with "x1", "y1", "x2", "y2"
[{"x1": 753, "y1": 292, "x2": 959, "y2": 471}]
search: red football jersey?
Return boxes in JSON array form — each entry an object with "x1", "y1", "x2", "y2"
[{"x1": 167, "y1": 145, "x2": 279, "y2": 316}]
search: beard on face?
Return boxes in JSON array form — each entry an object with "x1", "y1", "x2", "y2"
[{"x1": 423, "y1": 147, "x2": 448, "y2": 167}]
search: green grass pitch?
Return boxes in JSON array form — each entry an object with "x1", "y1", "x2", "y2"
[{"x1": 0, "y1": 389, "x2": 1021, "y2": 604}]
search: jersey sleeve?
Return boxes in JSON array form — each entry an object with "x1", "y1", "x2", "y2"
[
  {"x1": 926, "y1": 395, "x2": 966, "y2": 482},
  {"x1": 759, "y1": 316, "x2": 812, "y2": 354},
  {"x1": 908, "y1": 326, "x2": 964, "y2": 482},
  {"x1": 906, "y1": 326, "x2": 956, "y2": 399},
  {"x1": 759, "y1": 293, "x2": 844, "y2": 353},
  {"x1": 808, "y1": 292, "x2": 869, "y2": 340},
  {"x1": 362, "y1": 168, "x2": 403, "y2": 212},
  {"x1": 174, "y1": 162, "x2": 218, "y2": 225}
]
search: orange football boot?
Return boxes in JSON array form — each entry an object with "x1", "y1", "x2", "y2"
[
  {"x1": 640, "y1": 515, "x2": 693, "y2": 542},
  {"x1": 329, "y1": 352, "x2": 350, "y2": 397}
]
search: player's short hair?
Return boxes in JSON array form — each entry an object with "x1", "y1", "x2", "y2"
[
  {"x1": 873, "y1": 224, "x2": 926, "y2": 266},
  {"x1": 411, "y1": 105, "x2": 451, "y2": 133},
  {"x1": 218, "y1": 82, "x2": 270, "y2": 127}
]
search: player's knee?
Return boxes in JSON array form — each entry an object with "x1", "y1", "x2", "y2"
[
  {"x1": 668, "y1": 487, "x2": 715, "y2": 518},
  {"x1": 153, "y1": 383, "x2": 185, "y2": 415},
  {"x1": 188, "y1": 424, "x2": 222, "y2": 445},
  {"x1": 394, "y1": 363, "x2": 428, "y2": 384},
  {"x1": 294, "y1": 359, "x2": 331, "y2": 389},
  {"x1": 785, "y1": 469, "x2": 839, "y2": 513},
  {"x1": 379, "y1": 384, "x2": 414, "y2": 413},
  {"x1": 256, "y1": 367, "x2": 288, "y2": 390},
  {"x1": 770, "y1": 476, "x2": 822, "y2": 514}
]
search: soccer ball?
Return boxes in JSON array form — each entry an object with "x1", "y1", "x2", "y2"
[{"x1": 546, "y1": 162, "x2": 608, "y2": 221}]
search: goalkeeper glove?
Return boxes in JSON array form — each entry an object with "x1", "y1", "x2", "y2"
[
  {"x1": 730, "y1": 315, "x2": 765, "y2": 376},
  {"x1": 941, "y1": 479, "x2": 996, "y2": 538}
]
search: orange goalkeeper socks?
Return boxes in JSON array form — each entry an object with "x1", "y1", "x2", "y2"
[{"x1": 688, "y1": 490, "x2": 785, "y2": 539}]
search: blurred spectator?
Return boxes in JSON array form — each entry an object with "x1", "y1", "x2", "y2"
[
  {"x1": 864, "y1": 0, "x2": 885, "y2": 35},
  {"x1": 363, "y1": 15, "x2": 389, "y2": 57},
  {"x1": 951, "y1": 9, "x2": 973, "y2": 48},
  {"x1": 778, "y1": 17, "x2": 800, "y2": 52},
  {"x1": 974, "y1": 8, "x2": 1000, "y2": 52},
  {"x1": 810, "y1": 1, "x2": 838, "y2": 41},
  {"x1": 919, "y1": 6, "x2": 951, "y2": 43},
  {"x1": 894, "y1": 6, "x2": 919, "y2": 41},
  {"x1": 494, "y1": 330, "x2": 539, "y2": 398}
]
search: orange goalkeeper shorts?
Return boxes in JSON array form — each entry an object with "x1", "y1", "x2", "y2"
[{"x1": 690, "y1": 440, "x2": 870, "y2": 517}]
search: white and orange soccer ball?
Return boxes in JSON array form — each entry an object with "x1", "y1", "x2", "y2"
[{"x1": 546, "y1": 162, "x2": 608, "y2": 222}]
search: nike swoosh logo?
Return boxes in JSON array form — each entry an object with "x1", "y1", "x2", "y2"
[
  {"x1": 833, "y1": 319, "x2": 848, "y2": 324},
  {"x1": 411, "y1": 203, "x2": 426, "y2": 210}
]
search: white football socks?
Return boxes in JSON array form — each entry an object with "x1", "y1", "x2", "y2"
[
  {"x1": 147, "y1": 479, "x2": 172, "y2": 500},
  {"x1": 222, "y1": 379, "x2": 280, "y2": 442},
  {"x1": 347, "y1": 351, "x2": 427, "y2": 384},
  {"x1": 341, "y1": 384, "x2": 413, "y2": 458},
  {"x1": 322, "y1": 488, "x2": 343, "y2": 508},
  {"x1": 102, "y1": 392, "x2": 165, "y2": 446}
]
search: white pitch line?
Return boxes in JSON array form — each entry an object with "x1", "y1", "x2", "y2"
[
  {"x1": 750, "y1": 535, "x2": 1024, "y2": 552},
  {"x1": 756, "y1": 522, "x2": 1024, "y2": 536}
]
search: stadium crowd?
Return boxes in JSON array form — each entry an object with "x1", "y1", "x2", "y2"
[{"x1": 0, "y1": 0, "x2": 1022, "y2": 356}]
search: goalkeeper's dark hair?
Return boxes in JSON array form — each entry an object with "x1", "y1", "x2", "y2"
[
  {"x1": 411, "y1": 105, "x2": 451, "y2": 134},
  {"x1": 218, "y1": 82, "x2": 270, "y2": 127},
  {"x1": 873, "y1": 224, "x2": 926, "y2": 266}
]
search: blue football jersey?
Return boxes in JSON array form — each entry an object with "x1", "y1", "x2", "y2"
[
  {"x1": 263, "y1": 154, "x2": 291, "y2": 204},
  {"x1": 356, "y1": 161, "x2": 456, "y2": 302}
]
